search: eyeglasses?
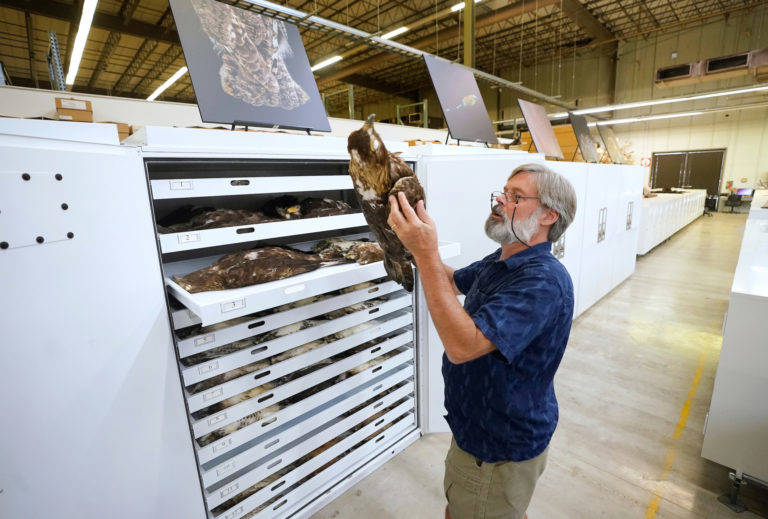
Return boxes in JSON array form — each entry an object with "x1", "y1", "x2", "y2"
[{"x1": 490, "y1": 191, "x2": 540, "y2": 211}]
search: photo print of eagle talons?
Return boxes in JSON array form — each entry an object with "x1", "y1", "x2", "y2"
[
  {"x1": 347, "y1": 115, "x2": 426, "y2": 293},
  {"x1": 190, "y1": 0, "x2": 309, "y2": 110}
]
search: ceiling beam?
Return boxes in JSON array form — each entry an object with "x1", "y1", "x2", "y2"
[
  {"x1": 112, "y1": 8, "x2": 174, "y2": 94},
  {"x1": 0, "y1": 0, "x2": 180, "y2": 45},
  {"x1": 343, "y1": 74, "x2": 419, "y2": 101},
  {"x1": 88, "y1": 0, "x2": 141, "y2": 88},
  {"x1": 559, "y1": 0, "x2": 613, "y2": 42},
  {"x1": 317, "y1": 0, "x2": 559, "y2": 86}
]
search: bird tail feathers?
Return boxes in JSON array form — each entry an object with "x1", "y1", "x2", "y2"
[{"x1": 383, "y1": 254, "x2": 414, "y2": 292}]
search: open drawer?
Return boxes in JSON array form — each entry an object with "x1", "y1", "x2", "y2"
[
  {"x1": 165, "y1": 241, "x2": 461, "y2": 326},
  {"x1": 150, "y1": 175, "x2": 354, "y2": 200},
  {"x1": 175, "y1": 279, "x2": 401, "y2": 357},
  {"x1": 158, "y1": 213, "x2": 367, "y2": 254}
]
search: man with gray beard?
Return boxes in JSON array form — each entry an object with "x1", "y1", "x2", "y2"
[{"x1": 388, "y1": 163, "x2": 577, "y2": 519}]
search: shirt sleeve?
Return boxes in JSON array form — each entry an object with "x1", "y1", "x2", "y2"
[
  {"x1": 470, "y1": 274, "x2": 561, "y2": 364},
  {"x1": 453, "y1": 259, "x2": 484, "y2": 295}
]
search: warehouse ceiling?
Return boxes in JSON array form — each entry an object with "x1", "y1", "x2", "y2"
[{"x1": 1, "y1": 0, "x2": 765, "y2": 113}]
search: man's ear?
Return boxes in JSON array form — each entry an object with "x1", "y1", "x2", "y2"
[{"x1": 540, "y1": 208, "x2": 559, "y2": 226}]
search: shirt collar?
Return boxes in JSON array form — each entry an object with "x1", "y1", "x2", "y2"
[{"x1": 494, "y1": 241, "x2": 553, "y2": 269}]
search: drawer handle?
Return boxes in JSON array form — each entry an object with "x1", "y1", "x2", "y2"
[
  {"x1": 373, "y1": 401, "x2": 384, "y2": 409},
  {"x1": 375, "y1": 434, "x2": 386, "y2": 443},
  {"x1": 251, "y1": 345, "x2": 268, "y2": 355},
  {"x1": 372, "y1": 384, "x2": 383, "y2": 392},
  {"x1": 264, "y1": 438, "x2": 280, "y2": 449},
  {"x1": 273, "y1": 499, "x2": 288, "y2": 511},
  {"x1": 271, "y1": 480, "x2": 286, "y2": 492},
  {"x1": 253, "y1": 370, "x2": 271, "y2": 380},
  {"x1": 230, "y1": 179, "x2": 250, "y2": 186},
  {"x1": 370, "y1": 346, "x2": 381, "y2": 354},
  {"x1": 248, "y1": 320, "x2": 265, "y2": 329},
  {"x1": 236, "y1": 227, "x2": 254, "y2": 234},
  {"x1": 261, "y1": 416, "x2": 278, "y2": 427},
  {"x1": 267, "y1": 458, "x2": 282, "y2": 470},
  {"x1": 367, "y1": 287, "x2": 380, "y2": 293},
  {"x1": 368, "y1": 308, "x2": 380, "y2": 314},
  {"x1": 374, "y1": 418, "x2": 385, "y2": 427},
  {"x1": 258, "y1": 393, "x2": 274, "y2": 403},
  {"x1": 372, "y1": 366, "x2": 383, "y2": 374}
]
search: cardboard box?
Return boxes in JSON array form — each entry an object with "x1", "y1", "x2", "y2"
[
  {"x1": 99, "y1": 121, "x2": 132, "y2": 141},
  {"x1": 55, "y1": 97, "x2": 93, "y2": 123}
]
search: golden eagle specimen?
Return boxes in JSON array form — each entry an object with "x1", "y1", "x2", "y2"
[{"x1": 347, "y1": 115, "x2": 426, "y2": 292}]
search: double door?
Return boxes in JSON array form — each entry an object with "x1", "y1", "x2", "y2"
[{"x1": 651, "y1": 149, "x2": 725, "y2": 195}]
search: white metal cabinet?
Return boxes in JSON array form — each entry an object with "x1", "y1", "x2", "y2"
[
  {"x1": 612, "y1": 165, "x2": 644, "y2": 288},
  {"x1": 547, "y1": 161, "x2": 588, "y2": 318},
  {"x1": 702, "y1": 215, "x2": 768, "y2": 484},
  {"x1": 415, "y1": 151, "x2": 540, "y2": 433},
  {"x1": 0, "y1": 120, "x2": 204, "y2": 519}
]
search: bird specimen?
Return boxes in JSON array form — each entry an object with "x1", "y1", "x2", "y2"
[
  {"x1": 157, "y1": 208, "x2": 277, "y2": 234},
  {"x1": 300, "y1": 197, "x2": 354, "y2": 218},
  {"x1": 313, "y1": 237, "x2": 384, "y2": 265},
  {"x1": 347, "y1": 115, "x2": 426, "y2": 292},
  {"x1": 197, "y1": 402, "x2": 282, "y2": 447},
  {"x1": 261, "y1": 195, "x2": 301, "y2": 220},
  {"x1": 175, "y1": 241, "x2": 385, "y2": 293},
  {"x1": 173, "y1": 247, "x2": 345, "y2": 293}
]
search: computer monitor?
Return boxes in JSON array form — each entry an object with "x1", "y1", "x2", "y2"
[{"x1": 736, "y1": 188, "x2": 754, "y2": 196}]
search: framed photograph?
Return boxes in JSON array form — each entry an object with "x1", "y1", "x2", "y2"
[
  {"x1": 423, "y1": 55, "x2": 497, "y2": 145},
  {"x1": 568, "y1": 113, "x2": 599, "y2": 163},
  {"x1": 170, "y1": 0, "x2": 331, "y2": 131},
  {"x1": 596, "y1": 125, "x2": 628, "y2": 164},
  {"x1": 517, "y1": 99, "x2": 563, "y2": 159}
]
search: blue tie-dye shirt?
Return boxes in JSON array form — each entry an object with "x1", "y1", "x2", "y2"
[{"x1": 443, "y1": 241, "x2": 574, "y2": 463}]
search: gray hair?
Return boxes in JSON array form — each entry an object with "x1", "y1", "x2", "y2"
[{"x1": 509, "y1": 163, "x2": 577, "y2": 242}]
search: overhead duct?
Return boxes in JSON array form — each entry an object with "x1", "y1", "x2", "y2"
[{"x1": 655, "y1": 46, "x2": 768, "y2": 87}]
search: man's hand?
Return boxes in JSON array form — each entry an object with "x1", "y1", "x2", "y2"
[{"x1": 388, "y1": 192, "x2": 438, "y2": 262}]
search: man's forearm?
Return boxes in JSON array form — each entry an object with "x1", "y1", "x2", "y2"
[{"x1": 415, "y1": 252, "x2": 488, "y2": 363}]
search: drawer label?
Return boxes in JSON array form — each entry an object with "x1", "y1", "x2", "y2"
[
  {"x1": 169, "y1": 180, "x2": 192, "y2": 190},
  {"x1": 207, "y1": 412, "x2": 227, "y2": 427},
  {"x1": 177, "y1": 232, "x2": 200, "y2": 244},
  {"x1": 198, "y1": 361, "x2": 219, "y2": 375},
  {"x1": 224, "y1": 507, "x2": 244, "y2": 519},
  {"x1": 220, "y1": 483, "x2": 239, "y2": 498},
  {"x1": 203, "y1": 388, "x2": 223, "y2": 402},
  {"x1": 194, "y1": 334, "x2": 215, "y2": 347},
  {"x1": 221, "y1": 299, "x2": 245, "y2": 313},
  {"x1": 216, "y1": 460, "x2": 237, "y2": 477},
  {"x1": 212, "y1": 438, "x2": 232, "y2": 452}
]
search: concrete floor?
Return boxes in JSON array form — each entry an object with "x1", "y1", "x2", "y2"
[{"x1": 312, "y1": 212, "x2": 768, "y2": 519}]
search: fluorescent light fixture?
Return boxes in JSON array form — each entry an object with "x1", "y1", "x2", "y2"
[
  {"x1": 311, "y1": 55, "x2": 343, "y2": 72},
  {"x1": 381, "y1": 26, "x2": 409, "y2": 40},
  {"x1": 65, "y1": 0, "x2": 99, "y2": 85},
  {"x1": 451, "y1": 0, "x2": 480, "y2": 12},
  {"x1": 587, "y1": 111, "x2": 704, "y2": 127},
  {"x1": 574, "y1": 85, "x2": 768, "y2": 115},
  {"x1": 146, "y1": 66, "x2": 188, "y2": 101}
]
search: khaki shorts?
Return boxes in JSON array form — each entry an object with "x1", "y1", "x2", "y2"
[{"x1": 443, "y1": 437, "x2": 548, "y2": 519}]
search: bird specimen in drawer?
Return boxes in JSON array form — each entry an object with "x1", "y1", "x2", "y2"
[
  {"x1": 347, "y1": 115, "x2": 426, "y2": 292},
  {"x1": 174, "y1": 247, "x2": 348, "y2": 293},
  {"x1": 313, "y1": 238, "x2": 384, "y2": 265},
  {"x1": 300, "y1": 197, "x2": 354, "y2": 218},
  {"x1": 198, "y1": 383, "x2": 277, "y2": 419},
  {"x1": 157, "y1": 208, "x2": 278, "y2": 233},
  {"x1": 271, "y1": 338, "x2": 331, "y2": 364},
  {"x1": 186, "y1": 359, "x2": 272, "y2": 395},
  {"x1": 321, "y1": 299, "x2": 384, "y2": 320},
  {"x1": 339, "y1": 349, "x2": 401, "y2": 379},
  {"x1": 261, "y1": 195, "x2": 301, "y2": 220},
  {"x1": 181, "y1": 319, "x2": 322, "y2": 368},
  {"x1": 197, "y1": 402, "x2": 283, "y2": 447}
]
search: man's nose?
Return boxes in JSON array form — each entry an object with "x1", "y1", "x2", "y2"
[{"x1": 495, "y1": 193, "x2": 506, "y2": 205}]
